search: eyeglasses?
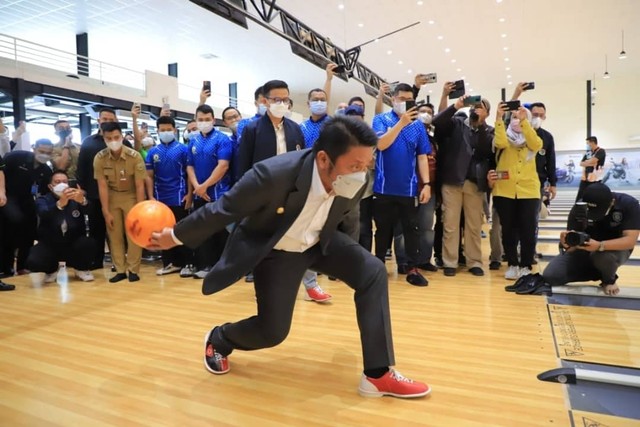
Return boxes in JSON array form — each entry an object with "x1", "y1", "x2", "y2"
[{"x1": 267, "y1": 97, "x2": 291, "y2": 105}]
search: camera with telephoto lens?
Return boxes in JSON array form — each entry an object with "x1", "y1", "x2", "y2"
[{"x1": 565, "y1": 231, "x2": 590, "y2": 247}]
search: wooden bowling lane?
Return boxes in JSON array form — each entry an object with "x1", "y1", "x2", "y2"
[
  {"x1": 570, "y1": 410, "x2": 640, "y2": 427},
  {"x1": 548, "y1": 304, "x2": 640, "y2": 368}
]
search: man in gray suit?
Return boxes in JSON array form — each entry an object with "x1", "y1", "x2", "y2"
[{"x1": 151, "y1": 117, "x2": 430, "y2": 398}]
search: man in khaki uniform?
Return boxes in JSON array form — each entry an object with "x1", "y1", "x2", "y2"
[
  {"x1": 94, "y1": 122, "x2": 146, "y2": 283},
  {"x1": 51, "y1": 119, "x2": 79, "y2": 181}
]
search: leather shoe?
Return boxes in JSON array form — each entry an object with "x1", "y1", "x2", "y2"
[
  {"x1": 417, "y1": 263, "x2": 438, "y2": 272},
  {"x1": 469, "y1": 267, "x2": 484, "y2": 276},
  {"x1": 505, "y1": 273, "x2": 540, "y2": 292},
  {"x1": 397, "y1": 264, "x2": 409, "y2": 275},
  {"x1": 406, "y1": 269, "x2": 428, "y2": 286},
  {"x1": 109, "y1": 273, "x2": 127, "y2": 283},
  {"x1": 128, "y1": 272, "x2": 140, "y2": 282},
  {"x1": 489, "y1": 261, "x2": 501, "y2": 270},
  {"x1": 443, "y1": 268, "x2": 456, "y2": 277},
  {"x1": 0, "y1": 281, "x2": 15, "y2": 291}
]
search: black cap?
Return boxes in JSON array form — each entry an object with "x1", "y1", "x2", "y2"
[{"x1": 582, "y1": 183, "x2": 613, "y2": 221}]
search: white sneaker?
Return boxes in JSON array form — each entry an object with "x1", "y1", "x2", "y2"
[
  {"x1": 505, "y1": 266, "x2": 520, "y2": 280},
  {"x1": 156, "y1": 264, "x2": 181, "y2": 276},
  {"x1": 518, "y1": 267, "x2": 532, "y2": 278},
  {"x1": 180, "y1": 264, "x2": 196, "y2": 278},
  {"x1": 44, "y1": 272, "x2": 58, "y2": 283},
  {"x1": 76, "y1": 270, "x2": 95, "y2": 282}
]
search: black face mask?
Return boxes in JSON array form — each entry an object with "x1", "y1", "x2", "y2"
[
  {"x1": 57, "y1": 129, "x2": 72, "y2": 139},
  {"x1": 469, "y1": 110, "x2": 479, "y2": 122}
]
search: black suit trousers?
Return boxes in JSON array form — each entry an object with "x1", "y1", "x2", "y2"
[{"x1": 212, "y1": 231, "x2": 395, "y2": 370}]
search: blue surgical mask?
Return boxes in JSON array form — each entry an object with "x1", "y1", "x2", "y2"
[
  {"x1": 257, "y1": 104, "x2": 268, "y2": 116},
  {"x1": 309, "y1": 101, "x2": 327, "y2": 116},
  {"x1": 159, "y1": 131, "x2": 175, "y2": 144},
  {"x1": 335, "y1": 108, "x2": 345, "y2": 116}
]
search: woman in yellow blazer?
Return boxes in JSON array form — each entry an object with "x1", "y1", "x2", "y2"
[{"x1": 492, "y1": 104, "x2": 543, "y2": 280}]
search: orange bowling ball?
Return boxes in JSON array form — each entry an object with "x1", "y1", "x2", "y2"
[{"x1": 125, "y1": 200, "x2": 176, "y2": 248}]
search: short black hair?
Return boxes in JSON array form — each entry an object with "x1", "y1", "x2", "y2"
[
  {"x1": 50, "y1": 169, "x2": 69, "y2": 182},
  {"x1": 156, "y1": 116, "x2": 176, "y2": 128},
  {"x1": 348, "y1": 96, "x2": 365, "y2": 106},
  {"x1": 392, "y1": 83, "x2": 413, "y2": 96},
  {"x1": 254, "y1": 86, "x2": 264, "y2": 101},
  {"x1": 195, "y1": 104, "x2": 215, "y2": 118},
  {"x1": 307, "y1": 88, "x2": 326, "y2": 100},
  {"x1": 586, "y1": 136, "x2": 598, "y2": 145},
  {"x1": 53, "y1": 119, "x2": 68, "y2": 129},
  {"x1": 222, "y1": 107, "x2": 240, "y2": 121},
  {"x1": 262, "y1": 80, "x2": 289, "y2": 98},
  {"x1": 98, "y1": 107, "x2": 116, "y2": 117},
  {"x1": 312, "y1": 116, "x2": 377, "y2": 163},
  {"x1": 529, "y1": 102, "x2": 546, "y2": 111},
  {"x1": 186, "y1": 119, "x2": 196, "y2": 125},
  {"x1": 100, "y1": 122, "x2": 122, "y2": 134}
]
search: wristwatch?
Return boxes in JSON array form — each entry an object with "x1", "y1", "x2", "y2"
[{"x1": 598, "y1": 241, "x2": 605, "y2": 252}]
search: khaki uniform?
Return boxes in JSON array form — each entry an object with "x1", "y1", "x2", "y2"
[
  {"x1": 52, "y1": 143, "x2": 80, "y2": 180},
  {"x1": 93, "y1": 146, "x2": 146, "y2": 274}
]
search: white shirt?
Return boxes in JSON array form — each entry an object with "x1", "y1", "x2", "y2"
[
  {"x1": 274, "y1": 161, "x2": 335, "y2": 252},
  {"x1": 274, "y1": 121, "x2": 287, "y2": 155}
]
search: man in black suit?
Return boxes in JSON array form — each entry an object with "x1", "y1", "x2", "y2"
[{"x1": 151, "y1": 117, "x2": 430, "y2": 398}]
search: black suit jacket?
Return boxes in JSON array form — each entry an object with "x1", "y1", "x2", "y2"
[
  {"x1": 174, "y1": 149, "x2": 367, "y2": 295},
  {"x1": 235, "y1": 114, "x2": 305, "y2": 182}
]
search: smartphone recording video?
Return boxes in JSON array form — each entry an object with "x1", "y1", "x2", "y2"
[
  {"x1": 503, "y1": 100, "x2": 521, "y2": 111},
  {"x1": 448, "y1": 80, "x2": 465, "y2": 99},
  {"x1": 463, "y1": 95, "x2": 482, "y2": 106},
  {"x1": 202, "y1": 80, "x2": 211, "y2": 92}
]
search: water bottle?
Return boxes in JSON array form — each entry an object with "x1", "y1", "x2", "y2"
[{"x1": 56, "y1": 261, "x2": 68, "y2": 286}]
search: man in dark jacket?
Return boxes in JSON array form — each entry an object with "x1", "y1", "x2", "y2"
[
  {"x1": 27, "y1": 170, "x2": 96, "y2": 286},
  {"x1": 433, "y1": 94, "x2": 494, "y2": 277}
]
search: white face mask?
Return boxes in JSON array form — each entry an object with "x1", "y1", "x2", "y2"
[
  {"x1": 52, "y1": 182, "x2": 68, "y2": 197},
  {"x1": 418, "y1": 112, "x2": 432, "y2": 125},
  {"x1": 393, "y1": 101, "x2": 406, "y2": 116},
  {"x1": 197, "y1": 121, "x2": 214, "y2": 134},
  {"x1": 332, "y1": 171, "x2": 367, "y2": 199},
  {"x1": 159, "y1": 131, "x2": 175, "y2": 144},
  {"x1": 269, "y1": 102, "x2": 289, "y2": 119},
  {"x1": 106, "y1": 139, "x2": 123, "y2": 152},
  {"x1": 530, "y1": 117, "x2": 543, "y2": 130},
  {"x1": 227, "y1": 121, "x2": 239, "y2": 133},
  {"x1": 35, "y1": 153, "x2": 52, "y2": 164}
]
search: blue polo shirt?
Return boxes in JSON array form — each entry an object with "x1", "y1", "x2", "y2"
[
  {"x1": 372, "y1": 111, "x2": 431, "y2": 197},
  {"x1": 236, "y1": 113, "x2": 261, "y2": 146},
  {"x1": 145, "y1": 140, "x2": 188, "y2": 206},
  {"x1": 187, "y1": 129, "x2": 232, "y2": 201},
  {"x1": 300, "y1": 114, "x2": 330, "y2": 148}
]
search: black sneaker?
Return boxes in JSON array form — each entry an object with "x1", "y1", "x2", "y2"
[
  {"x1": 406, "y1": 269, "x2": 428, "y2": 286},
  {"x1": 434, "y1": 257, "x2": 444, "y2": 268},
  {"x1": 443, "y1": 267, "x2": 456, "y2": 277},
  {"x1": 128, "y1": 272, "x2": 140, "y2": 282},
  {"x1": 204, "y1": 329, "x2": 230, "y2": 374},
  {"x1": 397, "y1": 264, "x2": 409, "y2": 275},
  {"x1": 0, "y1": 281, "x2": 15, "y2": 291},
  {"x1": 469, "y1": 267, "x2": 484, "y2": 276},
  {"x1": 109, "y1": 273, "x2": 127, "y2": 283},
  {"x1": 489, "y1": 261, "x2": 501, "y2": 270},
  {"x1": 516, "y1": 280, "x2": 552, "y2": 296},
  {"x1": 245, "y1": 273, "x2": 254, "y2": 283},
  {"x1": 417, "y1": 263, "x2": 438, "y2": 272}
]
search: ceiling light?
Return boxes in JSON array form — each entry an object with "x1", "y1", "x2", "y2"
[
  {"x1": 451, "y1": 59, "x2": 456, "y2": 63},
  {"x1": 428, "y1": 90, "x2": 433, "y2": 94},
  {"x1": 408, "y1": 69, "x2": 412, "y2": 74},
  {"x1": 374, "y1": 38, "x2": 379, "y2": 43},
  {"x1": 338, "y1": 4, "x2": 344, "y2": 10},
  {"x1": 417, "y1": 0, "x2": 424, "y2": 4},
  {"x1": 437, "y1": 35, "x2": 444, "y2": 40},
  {"x1": 603, "y1": 54, "x2": 611, "y2": 78},
  {"x1": 387, "y1": 50, "x2": 393, "y2": 55},
  {"x1": 505, "y1": 67, "x2": 511, "y2": 71},
  {"x1": 496, "y1": 0, "x2": 503, "y2": 3},
  {"x1": 469, "y1": 88, "x2": 474, "y2": 92},
  {"x1": 465, "y1": 82, "x2": 470, "y2": 86},
  {"x1": 499, "y1": 18, "x2": 506, "y2": 22},
  {"x1": 428, "y1": 20, "x2": 435, "y2": 24},
  {"x1": 504, "y1": 58, "x2": 510, "y2": 62},
  {"x1": 619, "y1": 30, "x2": 627, "y2": 59},
  {"x1": 358, "y1": 23, "x2": 364, "y2": 28},
  {"x1": 503, "y1": 47, "x2": 509, "y2": 51},
  {"x1": 461, "y1": 76, "x2": 466, "y2": 79},
  {"x1": 507, "y1": 75, "x2": 512, "y2": 79},
  {"x1": 456, "y1": 68, "x2": 462, "y2": 72},
  {"x1": 508, "y1": 81, "x2": 513, "y2": 85},
  {"x1": 501, "y1": 34, "x2": 507, "y2": 38},
  {"x1": 398, "y1": 60, "x2": 403, "y2": 65},
  {"x1": 444, "y1": 48, "x2": 451, "y2": 53}
]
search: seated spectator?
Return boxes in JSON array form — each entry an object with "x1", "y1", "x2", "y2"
[{"x1": 27, "y1": 170, "x2": 96, "y2": 286}]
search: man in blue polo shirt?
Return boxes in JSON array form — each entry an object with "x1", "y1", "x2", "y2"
[
  {"x1": 187, "y1": 104, "x2": 233, "y2": 279},
  {"x1": 146, "y1": 116, "x2": 195, "y2": 278},
  {"x1": 300, "y1": 88, "x2": 330, "y2": 148},
  {"x1": 235, "y1": 86, "x2": 266, "y2": 156},
  {"x1": 220, "y1": 106, "x2": 243, "y2": 188},
  {"x1": 372, "y1": 83, "x2": 431, "y2": 287}
]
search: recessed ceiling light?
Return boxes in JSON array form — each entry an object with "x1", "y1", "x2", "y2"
[
  {"x1": 444, "y1": 48, "x2": 451, "y2": 53},
  {"x1": 507, "y1": 75, "x2": 511, "y2": 78},
  {"x1": 437, "y1": 35, "x2": 444, "y2": 40},
  {"x1": 505, "y1": 67, "x2": 511, "y2": 71},
  {"x1": 456, "y1": 68, "x2": 462, "y2": 72},
  {"x1": 496, "y1": 0, "x2": 503, "y2": 3},
  {"x1": 358, "y1": 23, "x2": 364, "y2": 28},
  {"x1": 417, "y1": 0, "x2": 424, "y2": 4},
  {"x1": 428, "y1": 20, "x2": 435, "y2": 24},
  {"x1": 428, "y1": 90, "x2": 433, "y2": 94},
  {"x1": 387, "y1": 50, "x2": 393, "y2": 55},
  {"x1": 499, "y1": 18, "x2": 506, "y2": 22},
  {"x1": 469, "y1": 88, "x2": 474, "y2": 92},
  {"x1": 461, "y1": 76, "x2": 466, "y2": 79},
  {"x1": 408, "y1": 69, "x2": 413, "y2": 74},
  {"x1": 398, "y1": 60, "x2": 403, "y2": 65},
  {"x1": 451, "y1": 59, "x2": 456, "y2": 63},
  {"x1": 503, "y1": 47, "x2": 509, "y2": 51},
  {"x1": 338, "y1": 4, "x2": 344, "y2": 10},
  {"x1": 508, "y1": 81, "x2": 513, "y2": 85},
  {"x1": 374, "y1": 38, "x2": 379, "y2": 43},
  {"x1": 465, "y1": 82, "x2": 470, "y2": 86},
  {"x1": 504, "y1": 58, "x2": 510, "y2": 62},
  {"x1": 501, "y1": 34, "x2": 507, "y2": 38}
]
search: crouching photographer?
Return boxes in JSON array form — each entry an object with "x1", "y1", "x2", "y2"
[{"x1": 542, "y1": 183, "x2": 640, "y2": 295}]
